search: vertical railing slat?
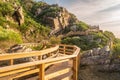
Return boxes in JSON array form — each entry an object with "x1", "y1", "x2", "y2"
[
  {"x1": 10, "y1": 59, "x2": 13, "y2": 65},
  {"x1": 73, "y1": 56, "x2": 78, "y2": 80},
  {"x1": 38, "y1": 55, "x2": 42, "y2": 60},
  {"x1": 39, "y1": 64, "x2": 45, "y2": 80},
  {"x1": 63, "y1": 46, "x2": 66, "y2": 54}
]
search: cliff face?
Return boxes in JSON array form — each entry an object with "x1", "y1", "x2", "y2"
[
  {"x1": 43, "y1": 8, "x2": 70, "y2": 27},
  {"x1": 43, "y1": 8, "x2": 71, "y2": 35},
  {"x1": 31, "y1": 3, "x2": 78, "y2": 35}
]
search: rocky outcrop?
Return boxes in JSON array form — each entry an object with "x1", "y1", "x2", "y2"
[
  {"x1": 35, "y1": 8, "x2": 42, "y2": 17},
  {"x1": 7, "y1": 44, "x2": 32, "y2": 53},
  {"x1": 33, "y1": 4, "x2": 78, "y2": 35},
  {"x1": 58, "y1": 8, "x2": 71, "y2": 29},
  {"x1": 44, "y1": 8, "x2": 71, "y2": 35},
  {"x1": 30, "y1": 3, "x2": 79, "y2": 35},
  {"x1": 13, "y1": 6, "x2": 24, "y2": 25},
  {"x1": 80, "y1": 46, "x2": 120, "y2": 72},
  {"x1": 5, "y1": 44, "x2": 40, "y2": 64},
  {"x1": 79, "y1": 46, "x2": 120, "y2": 80}
]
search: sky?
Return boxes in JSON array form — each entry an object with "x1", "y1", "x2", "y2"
[{"x1": 36, "y1": 0, "x2": 120, "y2": 38}]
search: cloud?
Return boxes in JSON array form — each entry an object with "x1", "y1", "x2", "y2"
[
  {"x1": 99, "y1": 4, "x2": 120, "y2": 12},
  {"x1": 99, "y1": 20, "x2": 120, "y2": 38}
]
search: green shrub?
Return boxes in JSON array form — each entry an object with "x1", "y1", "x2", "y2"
[
  {"x1": 49, "y1": 36, "x2": 61, "y2": 45},
  {"x1": 91, "y1": 32, "x2": 109, "y2": 46},
  {"x1": 37, "y1": 6, "x2": 61, "y2": 18},
  {"x1": 20, "y1": 0, "x2": 34, "y2": 11},
  {"x1": 76, "y1": 21, "x2": 89, "y2": 31},
  {"x1": 114, "y1": 38, "x2": 120, "y2": 44},
  {"x1": 113, "y1": 43, "x2": 120, "y2": 56},
  {"x1": 19, "y1": 23, "x2": 29, "y2": 33},
  {"x1": 0, "y1": 26, "x2": 22, "y2": 43},
  {"x1": 104, "y1": 31, "x2": 115, "y2": 41},
  {"x1": 32, "y1": 44, "x2": 43, "y2": 50},
  {"x1": 62, "y1": 33, "x2": 109, "y2": 51},
  {"x1": 0, "y1": 17, "x2": 7, "y2": 27},
  {"x1": 18, "y1": 16, "x2": 50, "y2": 37},
  {"x1": 0, "y1": 1, "x2": 13, "y2": 16}
]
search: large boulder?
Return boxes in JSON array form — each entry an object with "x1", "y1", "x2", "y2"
[
  {"x1": 13, "y1": 6, "x2": 24, "y2": 25},
  {"x1": 7, "y1": 44, "x2": 33, "y2": 53}
]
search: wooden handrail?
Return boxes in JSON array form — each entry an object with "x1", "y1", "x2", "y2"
[
  {"x1": 0, "y1": 55, "x2": 77, "y2": 72},
  {"x1": 0, "y1": 45, "x2": 59, "y2": 60},
  {"x1": 0, "y1": 44, "x2": 80, "y2": 80}
]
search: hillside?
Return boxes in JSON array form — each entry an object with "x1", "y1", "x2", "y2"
[
  {"x1": 0, "y1": 0, "x2": 77, "y2": 49},
  {"x1": 0, "y1": 0, "x2": 120, "y2": 57},
  {"x1": 0, "y1": 0, "x2": 113, "y2": 50}
]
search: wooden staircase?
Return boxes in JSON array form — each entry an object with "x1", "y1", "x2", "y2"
[
  {"x1": 62, "y1": 31, "x2": 88, "y2": 39},
  {"x1": 0, "y1": 44, "x2": 80, "y2": 80},
  {"x1": 62, "y1": 29, "x2": 101, "y2": 39}
]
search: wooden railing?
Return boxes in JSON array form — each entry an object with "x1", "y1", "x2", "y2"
[
  {"x1": 62, "y1": 31, "x2": 88, "y2": 39},
  {"x1": 21, "y1": 43, "x2": 42, "y2": 47},
  {"x1": 0, "y1": 44, "x2": 80, "y2": 80},
  {"x1": 62, "y1": 30, "x2": 101, "y2": 39}
]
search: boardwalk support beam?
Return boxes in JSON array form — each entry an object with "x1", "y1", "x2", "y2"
[
  {"x1": 73, "y1": 56, "x2": 78, "y2": 80},
  {"x1": 39, "y1": 64, "x2": 45, "y2": 80}
]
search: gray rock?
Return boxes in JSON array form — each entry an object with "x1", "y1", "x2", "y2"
[{"x1": 81, "y1": 46, "x2": 120, "y2": 72}]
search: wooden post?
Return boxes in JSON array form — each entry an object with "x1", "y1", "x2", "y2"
[
  {"x1": 73, "y1": 56, "x2": 78, "y2": 80},
  {"x1": 63, "y1": 46, "x2": 66, "y2": 54},
  {"x1": 73, "y1": 47, "x2": 76, "y2": 54},
  {"x1": 48, "y1": 52, "x2": 52, "y2": 57},
  {"x1": 78, "y1": 52, "x2": 81, "y2": 66},
  {"x1": 38, "y1": 55, "x2": 42, "y2": 60},
  {"x1": 10, "y1": 59, "x2": 13, "y2": 65},
  {"x1": 39, "y1": 64, "x2": 45, "y2": 80}
]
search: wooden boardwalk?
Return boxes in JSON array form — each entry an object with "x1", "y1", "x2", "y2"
[
  {"x1": 62, "y1": 31, "x2": 88, "y2": 38},
  {"x1": 0, "y1": 44, "x2": 80, "y2": 80},
  {"x1": 27, "y1": 60, "x2": 72, "y2": 80},
  {"x1": 62, "y1": 30, "x2": 101, "y2": 39}
]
